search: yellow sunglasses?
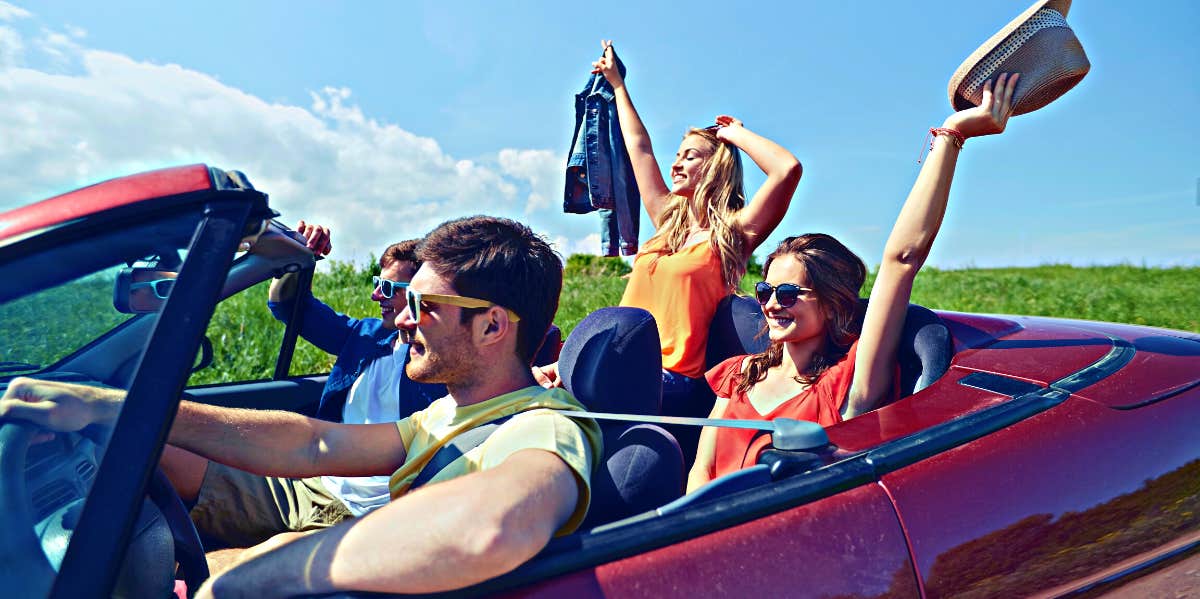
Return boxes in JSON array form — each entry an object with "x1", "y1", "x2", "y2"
[{"x1": 405, "y1": 289, "x2": 520, "y2": 323}]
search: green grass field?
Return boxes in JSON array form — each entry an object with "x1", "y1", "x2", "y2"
[{"x1": 185, "y1": 259, "x2": 1197, "y2": 386}]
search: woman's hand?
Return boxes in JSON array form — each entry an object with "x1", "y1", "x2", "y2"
[
  {"x1": 943, "y1": 73, "x2": 1020, "y2": 139},
  {"x1": 712, "y1": 114, "x2": 744, "y2": 143},
  {"x1": 591, "y1": 39, "x2": 624, "y2": 88}
]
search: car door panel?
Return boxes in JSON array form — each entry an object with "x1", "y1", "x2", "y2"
[
  {"x1": 514, "y1": 482, "x2": 919, "y2": 598},
  {"x1": 184, "y1": 376, "x2": 327, "y2": 414},
  {"x1": 882, "y1": 389, "x2": 1200, "y2": 598}
]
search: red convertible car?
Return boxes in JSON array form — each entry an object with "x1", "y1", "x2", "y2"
[{"x1": 0, "y1": 165, "x2": 1196, "y2": 598}]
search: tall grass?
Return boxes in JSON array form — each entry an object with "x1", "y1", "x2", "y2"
[{"x1": 185, "y1": 260, "x2": 1198, "y2": 385}]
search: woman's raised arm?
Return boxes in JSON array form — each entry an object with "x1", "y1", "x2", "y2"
[
  {"x1": 844, "y1": 74, "x2": 1019, "y2": 418},
  {"x1": 594, "y1": 40, "x2": 672, "y2": 226},
  {"x1": 722, "y1": 116, "x2": 803, "y2": 256}
]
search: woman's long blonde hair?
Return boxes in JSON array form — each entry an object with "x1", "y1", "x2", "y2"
[{"x1": 644, "y1": 128, "x2": 746, "y2": 290}]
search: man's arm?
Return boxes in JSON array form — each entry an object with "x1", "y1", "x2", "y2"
[
  {"x1": 168, "y1": 401, "x2": 406, "y2": 477},
  {"x1": 202, "y1": 449, "x2": 580, "y2": 596},
  {"x1": 266, "y1": 220, "x2": 356, "y2": 354},
  {"x1": 0, "y1": 378, "x2": 406, "y2": 478},
  {"x1": 267, "y1": 286, "x2": 358, "y2": 355}
]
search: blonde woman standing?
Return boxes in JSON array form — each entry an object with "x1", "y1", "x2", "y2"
[{"x1": 538, "y1": 40, "x2": 802, "y2": 444}]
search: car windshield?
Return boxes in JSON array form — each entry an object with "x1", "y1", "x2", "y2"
[
  {"x1": 0, "y1": 208, "x2": 208, "y2": 596},
  {"x1": 0, "y1": 266, "x2": 137, "y2": 378}
]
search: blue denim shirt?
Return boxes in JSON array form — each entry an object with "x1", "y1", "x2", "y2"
[
  {"x1": 268, "y1": 291, "x2": 445, "y2": 422},
  {"x1": 564, "y1": 50, "x2": 640, "y2": 256}
]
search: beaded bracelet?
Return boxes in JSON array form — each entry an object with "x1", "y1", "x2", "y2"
[
  {"x1": 917, "y1": 127, "x2": 966, "y2": 163},
  {"x1": 931, "y1": 127, "x2": 966, "y2": 148}
]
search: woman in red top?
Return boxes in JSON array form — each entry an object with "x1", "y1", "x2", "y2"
[{"x1": 688, "y1": 73, "x2": 1022, "y2": 491}]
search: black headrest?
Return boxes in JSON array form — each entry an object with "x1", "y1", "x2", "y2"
[
  {"x1": 559, "y1": 307, "x2": 662, "y2": 415},
  {"x1": 531, "y1": 324, "x2": 562, "y2": 367},
  {"x1": 705, "y1": 294, "x2": 769, "y2": 369},
  {"x1": 895, "y1": 303, "x2": 952, "y2": 397},
  {"x1": 852, "y1": 300, "x2": 952, "y2": 399}
]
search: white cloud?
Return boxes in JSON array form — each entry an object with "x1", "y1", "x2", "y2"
[
  {"x1": 571, "y1": 233, "x2": 603, "y2": 256},
  {"x1": 0, "y1": 25, "x2": 21, "y2": 67},
  {"x1": 0, "y1": 20, "x2": 558, "y2": 265},
  {"x1": 547, "y1": 233, "x2": 606, "y2": 258},
  {"x1": 0, "y1": 2, "x2": 31, "y2": 21},
  {"x1": 497, "y1": 148, "x2": 561, "y2": 214}
]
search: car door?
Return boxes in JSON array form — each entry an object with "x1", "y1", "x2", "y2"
[{"x1": 881, "y1": 320, "x2": 1200, "y2": 597}]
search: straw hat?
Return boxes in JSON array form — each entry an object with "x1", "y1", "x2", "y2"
[{"x1": 948, "y1": 0, "x2": 1089, "y2": 116}]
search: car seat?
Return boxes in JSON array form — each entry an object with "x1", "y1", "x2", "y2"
[
  {"x1": 532, "y1": 324, "x2": 562, "y2": 367},
  {"x1": 704, "y1": 294, "x2": 952, "y2": 400},
  {"x1": 705, "y1": 294, "x2": 770, "y2": 369},
  {"x1": 558, "y1": 307, "x2": 685, "y2": 528}
]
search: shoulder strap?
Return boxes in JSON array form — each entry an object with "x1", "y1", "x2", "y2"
[{"x1": 408, "y1": 414, "x2": 514, "y2": 491}]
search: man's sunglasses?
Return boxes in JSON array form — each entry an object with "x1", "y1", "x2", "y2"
[
  {"x1": 372, "y1": 276, "x2": 409, "y2": 299},
  {"x1": 131, "y1": 279, "x2": 175, "y2": 300},
  {"x1": 754, "y1": 281, "x2": 813, "y2": 308},
  {"x1": 405, "y1": 289, "x2": 521, "y2": 323}
]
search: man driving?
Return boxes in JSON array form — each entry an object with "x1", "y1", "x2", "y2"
[{"x1": 0, "y1": 215, "x2": 602, "y2": 596}]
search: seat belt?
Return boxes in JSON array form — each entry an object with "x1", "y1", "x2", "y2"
[
  {"x1": 408, "y1": 415, "x2": 513, "y2": 491},
  {"x1": 408, "y1": 411, "x2": 828, "y2": 491},
  {"x1": 554, "y1": 410, "x2": 829, "y2": 452}
]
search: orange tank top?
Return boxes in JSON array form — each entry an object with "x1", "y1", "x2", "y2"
[{"x1": 620, "y1": 238, "x2": 728, "y2": 378}]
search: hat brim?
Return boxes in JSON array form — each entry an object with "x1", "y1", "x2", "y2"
[{"x1": 948, "y1": 0, "x2": 1088, "y2": 115}]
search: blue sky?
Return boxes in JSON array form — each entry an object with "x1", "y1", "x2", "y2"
[{"x1": 1, "y1": 1, "x2": 1197, "y2": 268}]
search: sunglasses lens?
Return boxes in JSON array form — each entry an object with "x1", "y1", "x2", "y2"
[
  {"x1": 373, "y1": 276, "x2": 396, "y2": 299},
  {"x1": 406, "y1": 289, "x2": 419, "y2": 322},
  {"x1": 754, "y1": 282, "x2": 773, "y2": 305},
  {"x1": 775, "y1": 284, "x2": 801, "y2": 308},
  {"x1": 153, "y1": 280, "x2": 174, "y2": 299}
]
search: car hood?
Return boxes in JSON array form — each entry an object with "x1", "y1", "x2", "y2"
[{"x1": 940, "y1": 311, "x2": 1200, "y2": 409}]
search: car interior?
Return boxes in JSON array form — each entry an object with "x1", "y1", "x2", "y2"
[{"x1": 1, "y1": 212, "x2": 960, "y2": 597}]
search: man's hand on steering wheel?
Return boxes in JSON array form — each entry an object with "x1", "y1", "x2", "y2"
[{"x1": 0, "y1": 377, "x2": 124, "y2": 432}]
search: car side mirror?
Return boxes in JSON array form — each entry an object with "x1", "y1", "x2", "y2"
[{"x1": 113, "y1": 267, "x2": 178, "y2": 314}]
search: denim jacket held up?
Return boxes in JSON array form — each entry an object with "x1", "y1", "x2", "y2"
[{"x1": 564, "y1": 49, "x2": 640, "y2": 256}]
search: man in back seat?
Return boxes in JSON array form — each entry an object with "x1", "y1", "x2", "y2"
[{"x1": 1, "y1": 215, "x2": 602, "y2": 596}]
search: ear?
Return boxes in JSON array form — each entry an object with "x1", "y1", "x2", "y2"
[{"x1": 474, "y1": 306, "x2": 515, "y2": 349}]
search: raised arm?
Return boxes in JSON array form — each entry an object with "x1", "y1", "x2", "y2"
[
  {"x1": 593, "y1": 40, "x2": 672, "y2": 225},
  {"x1": 722, "y1": 117, "x2": 803, "y2": 256},
  {"x1": 0, "y1": 377, "x2": 407, "y2": 478},
  {"x1": 267, "y1": 220, "x2": 359, "y2": 353},
  {"x1": 844, "y1": 74, "x2": 1019, "y2": 418},
  {"x1": 267, "y1": 219, "x2": 331, "y2": 305}
]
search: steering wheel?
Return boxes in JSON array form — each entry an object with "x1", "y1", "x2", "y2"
[{"x1": 0, "y1": 421, "x2": 209, "y2": 596}]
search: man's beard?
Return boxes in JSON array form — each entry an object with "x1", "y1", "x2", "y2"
[{"x1": 404, "y1": 332, "x2": 474, "y2": 386}]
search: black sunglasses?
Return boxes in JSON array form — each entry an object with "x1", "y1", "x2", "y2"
[
  {"x1": 131, "y1": 278, "x2": 175, "y2": 299},
  {"x1": 754, "y1": 281, "x2": 813, "y2": 308},
  {"x1": 372, "y1": 276, "x2": 409, "y2": 299}
]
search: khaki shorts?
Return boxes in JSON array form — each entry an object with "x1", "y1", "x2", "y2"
[{"x1": 190, "y1": 461, "x2": 354, "y2": 548}]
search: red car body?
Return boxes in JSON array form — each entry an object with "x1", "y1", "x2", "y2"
[
  {"x1": 1, "y1": 166, "x2": 1196, "y2": 598},
  {"x1": 501, "y1": 313, "x2": 1199, "y2": 598}
]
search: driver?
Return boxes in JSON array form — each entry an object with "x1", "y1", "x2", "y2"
[
  {"x1": 160, "y1": 227, "x2": 447, "y2": 566},
  {"x1": 1, "y1": 215, "x2": 602, "y2": 597}
]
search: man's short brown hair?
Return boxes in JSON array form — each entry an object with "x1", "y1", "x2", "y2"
[
  {"x1": 381, "y1": 239, "x2": 421, "y2": 269},
  {"x1": 417, "y1": 216, "x2": 561, "y2": 365}
]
